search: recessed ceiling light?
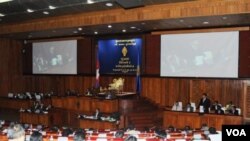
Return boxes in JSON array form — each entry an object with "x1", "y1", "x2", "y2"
[
  {"x1": 222, "y1": 16, "x2": 227, "y2": 20},
  {"x1": 0, "y1": 13, "x2": 5, "y2": 17},
  {"x1": 43, "y1": 11, "x2": 49, "y2": 15},
  {"x1": 130, "y1": 26, "x2": 136, "y2": 29},
  {"x1": 105, "y1": 2, "x2": 113, "y2": 7},
  {"x1": 203, "y1": 21, "x2": 209, "y2": 24},
  {"x1": 179, "y1": 19, "x2": 184, "y2": 22},
  {"x1": 87, "y1": 0, "x2": 94, "y2": 4},
  {"x1": 94, "y1": 31, "x2": 98, "y2": 34},
  {"x1": 27, "y1": 9, "x2": 34, "y2": 13},
  {"x1": 122, "y1": 29, "x2": 126, "y2": 32},
  {"x1": 0, "y1": 0, "x2": 12, "y2": 3},
  {"x1": 49, "y1": 5, "x2": 56, "y2": 10},
  {"x1": 108, "y1": 25, "x2": 112, "y2": 28},
  {"x1": 78, "y1": 27, "x2": 82, "y2": 31}
]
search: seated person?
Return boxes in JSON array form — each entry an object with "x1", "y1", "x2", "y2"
[
  {"x1": 185, "y1": 102, "x2": 194, "y2": 112},
  {"x1": 7, "y1": 123, "x2": 25, "y2": 141},
  {"x1": 172, "y1": 101, "x2": 182, "y2": 111},
  {"x1": 30, "y1": 131, "x2": 42, "y2": 141},
  {"x1": 94, "y1": 108, "x2": 102, "y2": 120},
  {"x1": 229, "y1": 105, "x2": 239, "y2": 115},
  {"x1": 125, "y1": 136, "x2": 137, "y2": 141},
  {"x1": 215, "y1": 106, "x2": 224, "y2": 114},
  {"x1": 74, "y1": 130, "x2": 85, "y2": 141},
  {"x1": 211, "y1": 100, "x2": 221, "y2": 111},
  {"x1": 225, "y1": 101, "x2": 234, "y2": 113},
  {"x1": 115, "y1": 130, "x2": 124, "y2": 138}
]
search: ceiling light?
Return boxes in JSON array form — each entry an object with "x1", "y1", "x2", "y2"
[
  {"x1": 43, "y1": 11, "x2": 49, "y2": 15},
  {"x1": 105, "y1": 2, "x2": 113, "y2": 7},
  {"x1": 141, "y1": 22, "x2": 146, "y2": 25},
  {"x1": 27, "y1": 9, "x2": 34, "y2": 13},
  {"x1": 78, "y1": 27, "x2": 82, "y2": 31},
  {"x1": 130, "y1": 26, "x2": 136, "y2": 29},
  {"x1": 222, "y1": 16, "x2": 227, "y2": 20},
  {"x1": 0, "y1": 13, "x2": 5, "y2": 17},
  {"x1": 0, "y1": 0, "x2": 12, "y2": 3},
  {"x1": 87, "y1": 0, "x2": 94, "y2": 4},
  {"x1": 94, "y1": 31, "x2": 98, "y2": 34},
  {"x1": 108, "y1": 25, "x2": 112, "y2": 28},
  {"x1": 122, "y1": 29, "x2": 126, "y2": 32},
  {"x1": 49, "y1": 5, "x2": 56, "y2": 10},
  {"x1": 203, "y1": 21, "x2": 209, "y2": 24},
  {"x1": 73, "y1": 31, "x2": 78, "y2": 34},
  {"x1": 179, "y1": 19, "x2": 184, "y2": 22}
]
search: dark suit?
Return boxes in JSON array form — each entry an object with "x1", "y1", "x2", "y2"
[
  {"x1": 199, "y1": 98, "x2": 211, "y2": 113},
  {"x1": 186, "y1": 106, "x2": 194, "y2": 112},
  {"x1": 229, "y1": 109, "x2": 239, "y2": 115}
]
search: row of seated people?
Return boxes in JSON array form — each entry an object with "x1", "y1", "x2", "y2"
[
  {"x1": 19, "y1": 101, "x2": 52, "y2": 114},
  {"x1": 0, "y1": 120, "x2": 220, "y2": 141},
  {"x1": 7, "y1": 92, "x2": 55, "y2": 100},
  {"x1": 171, "y1": 100, "x2": 240, "y2": 115},
  {"x1": 0, "y1": 119, "x2": 221, "y2": 141}
]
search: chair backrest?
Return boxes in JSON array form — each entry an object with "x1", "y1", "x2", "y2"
[
  {"x1": 236, "y1": 108, "x2": 241, "y2": 115},
  {"x1": 191, "y1": 102, "x2": 196, "y2": 112},
  {"x1": 58, "y1": 137, "x2": 68, "y2": 141},
  {"x1": 208, "y1": 133, "x2": 221, "y2": 141}
]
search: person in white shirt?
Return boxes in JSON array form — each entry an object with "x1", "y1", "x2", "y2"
[{"x1": 172, "y1": 101, "x2": 182, "y2": 111}]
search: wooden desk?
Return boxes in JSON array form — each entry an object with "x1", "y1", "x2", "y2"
[
  {"x1": 0, "y1": 97, "x2": 51, "y2": 110},
  {"x1": 163, "y1": 110, "x2": 243, "y2": 130},
  {"x1": 79, "y1": 119, "x2": 117, "y2": 129},
  {"x1": 51, "y1": 96, "x2": 118, "y2": 113},
  {"x1": 20, "y1": 112, "x2": 50, "y2": 126}
]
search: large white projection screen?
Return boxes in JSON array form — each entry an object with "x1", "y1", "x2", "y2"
[
  {"x1": 33, "y1": 40, "x2": 77, "y2": 74},
  {"x1": 161, "y1": 31, "x2": 239, "y2": 78}
]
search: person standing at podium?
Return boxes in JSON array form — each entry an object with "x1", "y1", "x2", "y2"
[{"x1": 198, "y1": 93, "x2": 211, "y2": 113}]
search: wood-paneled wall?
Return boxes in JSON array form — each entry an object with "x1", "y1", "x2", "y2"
[
  {"x1": 141, "y1": 77, "x2": 246, "y2": 110},
  {"x1": 1, "y1": 32, "x2": 250, "y2": 118}
]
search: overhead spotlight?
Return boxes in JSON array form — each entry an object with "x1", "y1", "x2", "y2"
[
  {"x1": 49, "y1": 5, "x2": 56, "y2": 10},
  {"x1": 27, "y1": 9, "x2": 34, "y2": 13},
  {"x1": 130, "y1": 26, "x2": 136, "y2": 29},
  {"x1": 78, "y1": 27, "x2": 82, "y2": 31},
  {"x1": 122, "y1": 29, "x2": 126, "y2": 32},
  {"x1": 203, "y1": 21, "x2": 209, "y2": 25},
  {"x1": 0, "y1": 0, "x2": 12, "y2": 3},
  {"x1": 87, "y1": 0, "x2": 94, "y2": 4},
  {"x1": 0, "y1": 13, "x2": 5, "y2": 17},
  {"x1": 43, "y1": 11, "x2": 49, "y2": 15},
  {"x1": 108, "y1": 25, "x2": 112, "y2": 28},
  {"x1": 94, "y1": 31, "x2": 98, "y2": 34},
  {"x1": 106, "y1": 2, "x2": 113, "y2": 7}
]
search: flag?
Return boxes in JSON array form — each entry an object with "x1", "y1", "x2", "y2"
[
  {"x1": 136, "y1": 49, "x2": 141, "y2": 95},
  {"x1": 95, "y1": 47, "x2": 100, "y2": 88}
]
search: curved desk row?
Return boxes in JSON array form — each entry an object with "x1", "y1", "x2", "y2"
[
  {"x1": 51, "y1": 96, "x2": 119, "y2": 113},
  {"x1": 163, "y1": 110, "x2": 243, "y2": 130}
]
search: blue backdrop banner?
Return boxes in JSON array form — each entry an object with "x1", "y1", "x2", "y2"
[{"x1": 98, "y1": 38, "x2": 142, "y2": 74}]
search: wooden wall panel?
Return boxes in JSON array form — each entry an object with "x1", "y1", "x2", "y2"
[
  {"x1": 77, "y1": 38, "x2": 93, "y2": 74},
  {"x1": 239, "y1": 31, "x2": 250, "y2": 77},
  {"x1": 142, "y1": 78, "x2": 246, "y2": 110},
  {"x1": 144, "y1": 35, "x2": 160, "y2": 75}
]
